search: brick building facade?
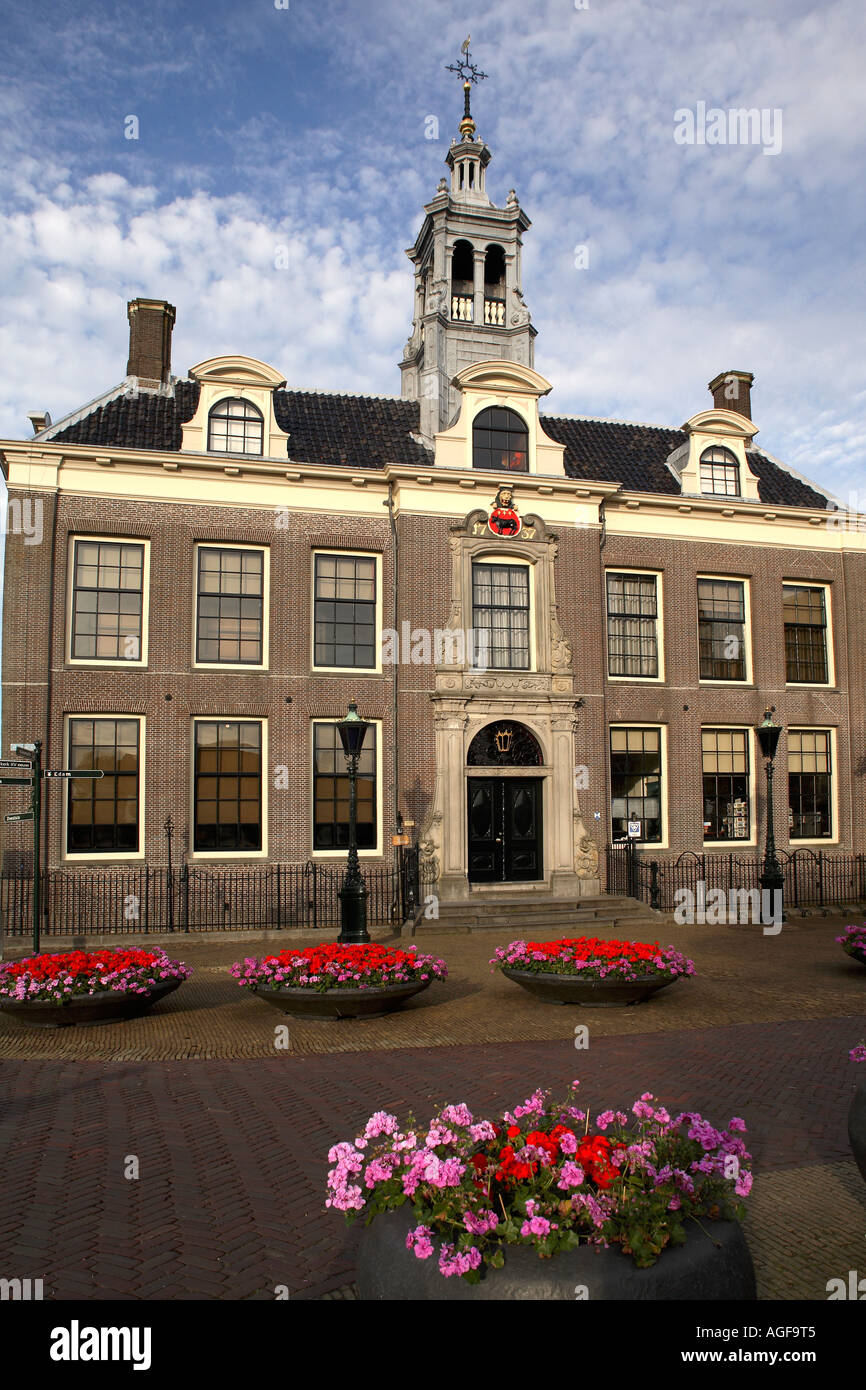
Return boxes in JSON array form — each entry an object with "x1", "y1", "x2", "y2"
[{"x1": 2, "y1": 91, "x2": 864, "y2": 904}]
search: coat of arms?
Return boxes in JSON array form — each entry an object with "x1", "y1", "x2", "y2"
[{"x1": 488, "y1": 485, "x2": 521, "y2": 537}]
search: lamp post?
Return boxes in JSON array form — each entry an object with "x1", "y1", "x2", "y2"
[
  {"x1": 337, "y1": 701, "x2": 371, "y2": 944},
  {"x1": 755, "y1": 709, "x2": 785, "y2": 927}
]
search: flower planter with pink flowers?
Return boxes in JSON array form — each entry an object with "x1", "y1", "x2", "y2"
[
  {"x1": 0, "y1": 947, "x2": 191, "y2": 1028},
  {"x1": 491, "y1": 937, "x2": 696, "y2": 1008},
  {"x1": 838, "y1": 924, "x2": 866, "y2": 968},
  {"x1": 328, "y1": 1083, "x2": 756, "y2": 1301},
  {"x1": 230, "y1": 943, "x2": 447, "y2": 1020}
]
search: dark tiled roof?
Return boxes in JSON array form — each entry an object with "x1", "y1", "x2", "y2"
[
  {"x1": 541, "y1": 414, "x2": 831, "y2": 510},
  {"x1": 272, "y1": 391, "x2": 431, "y2": 468},
  {"x1": 52, "y1": 379, "x2": 201, "y2": 451},
  {"x1": 49, "y1": 382, "x2": 831, "y2": 508},
  {"x1": 52, "y1": 381, "x2": 432, "y2": 470}
]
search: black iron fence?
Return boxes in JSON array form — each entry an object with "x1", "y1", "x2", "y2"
[
  {"x1": 606, "y1": 842, "x2": 866, "y2": 913},
  {"x1": 0, "y1": 848, "x2": 434, "y2": 937}
]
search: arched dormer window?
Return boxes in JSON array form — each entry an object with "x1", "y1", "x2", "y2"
[
  {"x1": 451, "y1": 240, "x2": 475, "y2": 322},
  {"x1": 208, "y1": 397, "x2": 264, "y2": 456},
  {"x1": 700, "y1": 445, "x2": 740, "y2": 497},
  {"x1": 473, "y1": 407, "x2": 528, "y2": 472}
]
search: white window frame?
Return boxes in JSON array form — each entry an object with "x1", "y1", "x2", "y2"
[
  {"x1": 189, "y1": 717, "x2": 268, "y2": 862},
  {"x1": 310, "y1": 717, "x2": 383, "y2": 859},
  {"x1": 782, "y1": 581, "x2": 835, "y2": 688},
  {"x1": 701, "y1": 725, "x2": 757, "y2": 849},
  {"x1": 605, "y1": 568, "x2": 665, "y2": 684},
  {"x1": 66, "y1": 536, "x2": 150, "y2": 668},
  {"x1": 696, "y1": 574, "x2": 753, "y2": 686},
  {"x1": 310, "y1": 550, "x2": 383, "y2": 676},
  {"x1": 62, "y1": 714, "x2": 146, "y2": 863},
  {"x1": 192, "y1": 543, "x2": 270, "y2": 672},
  {"x1": 470, "y1": 553, "x2": 536, "y2": 673},
  {"x1": 786, "y1": 726, "x2": 839, "y2": 847},
  {"x1": 609, "y1": 722, "x2": 669, "y2": 849}
]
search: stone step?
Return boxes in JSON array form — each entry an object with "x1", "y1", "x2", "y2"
[{"x1": 417, "y1": 893, "x2": 660, "y2": 934}]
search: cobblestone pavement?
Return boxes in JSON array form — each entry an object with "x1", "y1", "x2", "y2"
[{"x1": 0, "y1": 916, "x2": 863, "y2": 1300}]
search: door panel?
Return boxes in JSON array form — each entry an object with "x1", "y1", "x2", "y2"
[{"x1": 467, "y1": 778, "x2": 542, "y2": 882}]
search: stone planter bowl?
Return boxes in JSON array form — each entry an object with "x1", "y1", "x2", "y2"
[
  {"x1": 501, "y1": 967, "x2": 679, "y2": 1008},
  {"x1": 0, "y1": 977, "x2": 183, "y2": 1029},
  {"x1": 357, "y1": 1204, "x2": 756, "y2": 1301},
  {"x1": 251, "y1": 978, "x2": 433, "y2": 1020}
]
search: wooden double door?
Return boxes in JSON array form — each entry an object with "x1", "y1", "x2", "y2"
[{"x1": 467, "y1": 777, "x2": 543, "y2": 883}]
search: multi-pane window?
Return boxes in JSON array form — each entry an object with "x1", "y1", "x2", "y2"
[
  {"x1": 194, "y1": 721, "x2": 262, "y2": 852},
  {"x1": 700, "y1": 446, "x2": 741, "y2": 497},
  {"x1": 472, "y1": 408, "x2": 528, "y2": 472},
  {"x1": 196, "y1": 547, "x2": 265, "y2": 665},
  {"x1": 606, "y1": 573, "x2": 659, "y2": 678},
  {"x1": 313, "y1": 723, "x2": 377, "y2": 851},
  {"x1": 784, "y1": 585, "x2": 829, "y2": 684},
  {"x1": 472, "y1": 563, "x2": 530, "y2": 670},
  {"x1": 788, "y1": 730, "x2": 832, "y2": 839},
  {"x1": 697, "y1": 579, "x2": 747, "y2": 681},
  {"x1": 71, "y1": 540, "x2": 144, "y2": 661},
  {"x1": 67, "y1": 718, "x2": 140, "y2": 854},
  {"x1": 207, "y1": 398, "x2": 264, "y2": 455},
  {"x1": 610, "y1": 728, "x2": 662, "y2": 843},
  {"x1": 314, "y1": 554, "x2": 376, "y2": 669},
  {"x1": 702, "y1": 729, "x2": 750, "y2": 841}
]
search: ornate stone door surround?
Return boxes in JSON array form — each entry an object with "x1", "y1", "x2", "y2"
[{"x1": 419, "y1": 509, "x2": 600, "y2": 901}]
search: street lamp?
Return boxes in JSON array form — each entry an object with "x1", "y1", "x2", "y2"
[
  {"x1": 337, "y1": 700, "x2": 371, "y2": 944},
  {"x1": 755, "y1": 708, "x2": 785, "y2": 926}
]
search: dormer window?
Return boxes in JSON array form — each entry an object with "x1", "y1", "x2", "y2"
[
  {"x1": 700, "y1": 445, "x2": 740, "y2": 497},
  {"x1": 208, "y1": 398, "x2": 264, "y2": 456},
  {"x1": 473, "y1": 407, "x2": 528, "y2": 472}
]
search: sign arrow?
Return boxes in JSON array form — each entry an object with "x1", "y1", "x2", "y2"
[
  {"x1": 5, "y1": 811, "x2": 34, "y2": 823},
  {"x1": 43, "y1": 769, "x2": 104, "y2": 780},
  {"x1": 0, "y1": 760, "x2": 35, "y2": 771},
  {"x1": 0, "y1": 776, "x2": 33, "y2": 786}
]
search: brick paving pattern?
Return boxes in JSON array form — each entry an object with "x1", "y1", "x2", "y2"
[{"x1": 0, "y1": 915, "x2": 863, "y2": 1300}]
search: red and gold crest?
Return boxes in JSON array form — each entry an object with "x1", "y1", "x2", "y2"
[{"x1": 488, "y1": 486, "x2": 522, "y2": 537}]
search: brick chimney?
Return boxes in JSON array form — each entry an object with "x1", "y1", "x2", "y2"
[
  {"x1": 126, "y1": 298, "x2": 176, "y2": 387},
  {"x1": 708, "y1": 370, "x2": 753, "y2": 420}
]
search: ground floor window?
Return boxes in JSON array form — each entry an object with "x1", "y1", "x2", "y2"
[
  {"x1": 67, "y1": 717, "x2": 141, "y2": 854},
  {"x1": 193, "y1": 720, "x2": 263, "y2": 852},
  {"x1": 610, "y1": 727, "x2": 662, "y2": 843},
  {"x1": 788, "y1": 729, "x2": 832, "y2": 839},
  {"x1": 313, "y1": 722, "x2": 377, "y2": 851},
  {"x1": 702, "y1": 728, "x2": 750, "y2": 841}
]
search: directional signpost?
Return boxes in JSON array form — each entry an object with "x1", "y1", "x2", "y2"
[{"x1": 2, "y1": 740, "x2": 103, "y2": 953}]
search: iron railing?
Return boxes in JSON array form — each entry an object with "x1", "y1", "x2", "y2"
[
  {"x1": 606, "y1": 843, "x2": 866, "y2": 913},
  {"x1": 0, "y1": 849, "x2": 434, "y2": 937}
]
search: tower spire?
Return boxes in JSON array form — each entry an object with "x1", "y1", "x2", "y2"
[{"x1": 399, "y1": 45, "x2": 535, "y2": 437}]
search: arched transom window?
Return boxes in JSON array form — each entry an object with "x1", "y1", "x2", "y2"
[
  {"x1": 208, "y1": 398, "x2": 264, "y2": 456},
  {"x1": 473, "y1": 407, "x2": 528, "y2": 472},
  {"x1": 700, "y1": 445, "x2": 740, "y2": 497}
]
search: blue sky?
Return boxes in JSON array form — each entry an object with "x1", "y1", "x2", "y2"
[{"x1": 0, "y1": 0, "x2": 864, "y2": 509}]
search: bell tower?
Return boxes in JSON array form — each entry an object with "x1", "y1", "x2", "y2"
[{"x1": 399, "y1": 45, "x2": 536, "y2": 441}]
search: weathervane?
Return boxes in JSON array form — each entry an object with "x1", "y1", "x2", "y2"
[{"x1": 446, "y1": 36, "x2": 488, "y2": 139}]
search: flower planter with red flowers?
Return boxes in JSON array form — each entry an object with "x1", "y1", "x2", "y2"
[
  {"x1": 230, "y1": 943, "x2": 447, "y2": 1020},
  {"x1": 849, "y1": 1045, "x2": 866, "y2": 1184},
  {"x1": 328, "y1": 1085, "x2": 756, "y2": 1301},
  {"x1": 0, "y1": 948, "x2": 191, "y2": 1028},
  {"x1": 492, "y1": 937, "x2": 695, "y2": 1007},
  {"x1": 838, "y1": 924, "x2": 866, "y2": 968}
]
